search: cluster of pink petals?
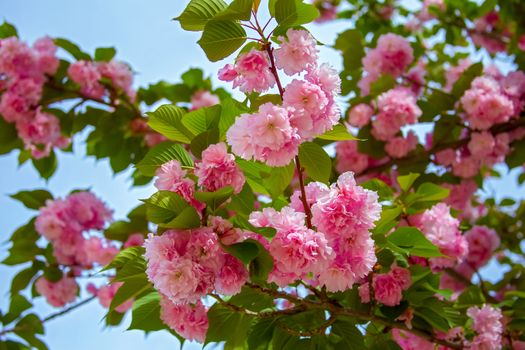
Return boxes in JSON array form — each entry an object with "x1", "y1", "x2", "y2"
[
  {"x1": 218, "y1": 49, "x2": 275, "y2": 93},
  {"x1": 466, "y1": 305, "x2": 503, "y2": 350},
  {"x1": 470, "y1": 12, "x2": 508, "y2": 55},
  {"x1": 372, "y1": 87, "x2": 422, "y2": 141},
  {"x1": 290, "y1": 182, "x2": 329, "y2": 213},
  {"x1": 190, "y1": 90, "x2": 219, "y2": 110},
  {"x1": 0, "y1": 36, "x2": 69, "y2": 158},
  {"x1": 274, "y1": 28, "x2": 318, "y2": 75},
  {"x1": 443, "y1": 180, "x2": 479, "y2": 220},
  {"x1": 385, "y1": 131, "x2": 419, "y2": 159},
  {"x1": 35, "y1": 276, "x2": 78, "y2": 308},
  {"x1": 411, "y1": 203, "x2": 468, "y2": 270},
  {"x1": 227, "y1": 102, "x2": 301, "y2": 166},
  {"x1": 417, "y1": 0, "x2": 446, "y2": 22},
  {"x1": 154, "y1": 160, "x2": 204, "y2": 211},
  {"x1": 312, "y1": 0, "x2": 338, "y2": 23},
  {"x1": 464, "y1": 226, "x2": 500, "y2": 269},
  {"x1": 347, "y1": 103, "x2": 374, "y2": 128},
  {"x1": 144, "y1": 228, "x2": 248, "y2": 305},
  {"x1": 35, "y1": 192, "x2": 114, "y2": 267},
  {"x1": 87, "y1": 281, "x2": 133, "y2": 313},
  {"x1": 335, "y1": 140, "x2": 370, "y2": 175},
  {"x1": 312, "y1": 172, "x2": 380, "y2": 291},
  {"x1": 249, "y1": 207, "x2": 333, "y2": 286},
  {"x1": 392, "y1": 329, "x2": 436, "y2": 350},
  {"x1": 159, "y1": 296, "x2": 208, "y2": 343},
  {"x1": 123, "y1": 233, "x2": 145, "y2": 248},
  {"x1": 359, "y1": 33, "x2": 414, "y2": 96},
  {"x1": 359, "y1": 264, "x2": 411, "y2": 306},
  {"x1": 461, "y1": 76, "x2": 515, "y2": 130},
  {"x1": 194, "y1": 142, "x2": 245, "y2": 194},
  {"x1": 67, "y1": 59, "x2": 135, "y2": 101}
]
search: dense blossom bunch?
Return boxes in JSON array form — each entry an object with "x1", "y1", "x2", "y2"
[
  {"x1": 68, "y1": 59, "x2": 135, "y2": 102},
  {"x1": 218, "y1": 49, "x2": 275, "y2": 93},
  {"x1": 0, "y1": 36, "x2": 69, "y2": 158},
  {"x1": 466, "y1": 305, "x2": 503, "y2": 349},
  {"x1": 159, "y1": 296, "x2": 208, "y2": 343},
  {"x1": 35, "y1": 191, "x2": 114, "y2": 267},
  {"x1": 359, "y1": 264, "x2": 411, "y2": 306},
  {"x1": 35, "y1": 276, "x2": 79, "y2": 308},
  {"x1": 359, "y1": 33, "x2": 414, "y2": 96},
  {"x1": 226, "y1": 29, "x2": 341, "y2": 166},
  {"x1": 335, "y1": 140, "x2": 370, "y2": 174},
  {"x1": 411, "y1": 203, "x2": 468, "y2": 269}
]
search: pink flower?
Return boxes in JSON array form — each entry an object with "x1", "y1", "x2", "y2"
[
  {"x1": 358, "y1": 283, "x2": 371, "y2": 303},
  {"x1": 466, "y1": 305, "x2": 502, "y2": 350},
  {"x1": 390, "y1": 264, "x2": 411, "y2": 290},
  {"x1": 33, "y1": 37, "x2": 59, "y2": 75},
  {"x1": 385, "y1": 131, "x2": 418, "y2": 158},
  {"x1": 0, "y1": 37, "x2": 39, "y2": 79},
  {"x1": 372, "y1": 87, "x2": 421, "y2": 141},
  {"x1": 66, "y1": 192, "x2": 112, "y2": 231},
  {"x1": 373, "y1": 273, "x2": 403, "y2": 306},
  {"x1": 452, "y1": 155, "x2": 480, "y2": 179},
  {"x1": 468, "y1": 131, "x2": 495, "y2": 158},
  {"x1": 160, "y1": 296, "x2": 208, "y2": 343},
  {"x1": 190, "y1": 90, "x2": 219, "y2": 110},
  {"x1": 81, "y1": 236, "x2": 119, "y2": 266},
  {"x1": 311, "y1": 171, "x2": 381, "y2": 240},
  {"x1": 232, "y1": 49, "x2": 275, "y2": 93},
  {"x1": 461, "y1": 76, "x2": 514, "y2": 130},
  {"x1": 392, "y1": 329, "x2": 435, "y2": 350},
  {"x1": 98, "y1": 60, "x2": 136, "y2": 102},
  {"x1": 290, "y1": 182, "x2": 329, "y2": 213},
  {"x1": 194, "y1": 142, "x2": 245, "y2": 194},
  {"x1": 335, "y1": 140, "x2": 369, "y2": 174},
  {"x1": 124, "y1": 233, "x2": 145, "y2": 248},
  {"x1": 155, "y1": 160, "x2": 204, "y2": 211},
  {"x1": 363, "y1": 33, "x2": 414, "y2": 78},
  {"x1": 347, "y1": 103, "x2": 373, "y2": 128},
  {"x1": 519, "y1": 35, "x2": 525, "y2": 51},
  {"x1": 418, "y1": 0, "x2": 446, "y2": 21},
  {"x1": 218, "y1": 63, "x2": 238, "y2": 81},
  {"x1": 464, "y1": 226, "x2": 499, "y2": 268},
  {"x1": 274, "y1": 29, "x2": 318, "y2": 75},
  {"x1": 67, "y1": 61, "x2": 105, "y2": 99},
  {"x1": 227, "y1": 103, "x2": 300, "y2": 166},
  {"x1": 35, "y1": 276, "x2": 78, "y2": 308},
  {"x1": 415, "y1": 203, "x2": 468, "y2": 269},
  {"x1": 215, "y1": 254, "x2": 248, "y2": 295}
]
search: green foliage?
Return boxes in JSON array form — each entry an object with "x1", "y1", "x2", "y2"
[
  {"x1": 10, "y1": 190, "x2": 53, "y2": 210},
  {"x1": 175, "y1": 0, "x2": 228, "y2": 31},
  {"x1": 317, "y1": 124, "x2": 357, "y2": 141},
  {"x1": 195, "y1": 186, "x2": 233, "y2": 213},
  {"x1": 0, "y1": 21, "x2": 18, "y2": 38},
  {"x1": 205, "y1": 303, "x2": 254, "y2": 347},
  {"x1": 198, "y1": 20, "x2": 247, "y2": 61},
  {"x1": 386, "y1": 227, "x2": 442, "y2": 258},
  {"x1": 136, "y1": 142, "x2": 194, "y2": 176},
  {"x1": 298, "y1": 142, "x2": 332, "y2": 183},
  {"x1": 274, "y1": 0, "x2": 319, "y2": 34},
  {"x1": 128, "y1": 291, "x2": 166, "y2": 332},
  {"x1": 147, "y1": 104, "x2": 194, "y2": 143},
  {"x1": 143, "y1": 191, "x2": 201, "y2": 229}
]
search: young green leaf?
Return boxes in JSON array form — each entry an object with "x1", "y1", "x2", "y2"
[{"x1": 198, "y1": 20, "x2": 247, "y2": 62}]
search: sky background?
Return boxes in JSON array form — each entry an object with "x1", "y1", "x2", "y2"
[{"x1": 0, "y1": 1, "x2": 523, "y2": 349}]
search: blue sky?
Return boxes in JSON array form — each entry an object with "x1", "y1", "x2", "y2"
[{"x1": 0, "y1": 1, "x2": 523, "y2": 349}]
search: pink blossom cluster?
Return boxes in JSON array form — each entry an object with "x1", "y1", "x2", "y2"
[
  {"x1": 67, "y1": 59, "x2": 135, "y2": 102},
  {"x1": 225, "y1": 29, "x2": 341, "y2": 166},
  {"x1": 312, "y1": 172, "x2": 380, "y2": 291},
  {"x1": 417, "y1": 0, "x2": 446, "y2": 22},
  {"x1": 144, "y1": 228, "x2": 248, "y2": 305},
  {"x1": 443, "y1": 180, "x2": 479, "y2": 220},
  {"x1": 0, "y1": 36, "x2": 70, "y2": 158},
  {"x1": 218, "y1": 49, "x2": 275, "y2": 93},
  {"x1": 194, "y1": 142, "x2": 245, "y2": 194},
  {"x1": 411, "y1": 203, "x2": 468, "y2": 270},
  {"x1": 385, "y1": 131, "x2": 419, "y2": 159},
  {"x1": 372, "y1": 87, "x2": 422, "y2": 141},
  {"x1": 87, "y1": 281, "x2": 133, "y2": 313},
  {"x1": 470, "y1": 12, "x2": 508, "y2": 54},
  {"x1": 190, "y1": 90, "x2": 219, "y2": 110},
  {"x1": 312, "y1": 0, "x2": 338, "y2": 23},
  {"x1": 347, "y1": 103, "x2": 374, "y2": 128},
  {"x1": 335, "y1": 140, "x2": 370, "y2": 174},
  {"x1": 35, "y1": 191, "x2": 115, "y2": 267},
  {"x1": 159, "y1": 296, "x2": 208, "y2": 343},
  {"x1": 35, "y1": 275, "x2": 79, "y2": 308},
  {"x1": 359, "y1": 33, "x2": 414, "y2": 96},
  {"x1": 359, "y1": 264, "x2": 411, "y2": 306},
  {"x1": 464, "y1": 226, "x2": 499, "y2": 269},
  {"x1": 466, "y1": 305, "x2": 503, "y2": 350}
]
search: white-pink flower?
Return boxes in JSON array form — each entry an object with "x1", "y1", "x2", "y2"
[{"x1": 274, "y1": 29, "x2": 318, "y2": 75}]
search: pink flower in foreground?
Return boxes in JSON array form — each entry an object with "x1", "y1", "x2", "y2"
[
  {"x1": 195, "y1": 142, "x2": 245, "y2": 194},
  {"x1": 215, "y1": 254, "x2": 248, "y2": 295},
  {"x1": 274, "y1": 29, "x2": 318, "y2": 75},
  {"x1": 347, "y1": 103, "x2": 373, "y2": 128},
  {"x1": 155, "y1": 160, "x2": 203, "y2": 211},
  {"x1": 232, "y1": 49, "x2": 275, "y2": 93},
  {"x1": 32, "y1": 36, "x2": 59, "y2": 75},
  {"x1": 35, "y1": 276, "x2": 78, "y2": 308},
  {"x1": 190, "y1": 90, "x2": 219, "y2": 110},
  {"x1": 160, "y1": 296, "x2": 208, "y2": 343},
  {"x1": 290, "y1": 182, "x2": 329, "y2": 213},
  {"x1": 373, "y1": 273, "x2": 403, "y2": 306},
  {"x1": 218, "y1": 64, "x2": 237, "y2": 81},
  {"x1": 67, "y1": 192, "x2": 113, "y2": 231}
]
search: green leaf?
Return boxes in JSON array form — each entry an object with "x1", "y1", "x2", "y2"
[
  {"x1": 190, "y1": 128, "x2": 220, "y2": 158},
  {"x1": 361, "y1": 179, "x2": 394, "y2": 201},
  {"x1": 31, "y1": 152, "x2": 57, "y2": 180},
  {"x1": 0, "y1": 21, "x2": 17, "y2": 38},
  {"x1": 128, "y1": 291, "x2": 166, "y2": 332},
  {"x1": 223, "y1": 240, "x2": 260, "y2": 264},
  {"x1": 0, "y1": 116, "x2": 21, "y2": 155},
  {"x1": 451, "y1": 62, "x2": 483, "y2": 98},
  {"x1": 181, "y1": 105, "x2": 221, "y2": 135},
  {"x1": 109, "y1": 275, "x2": 151, "y2": 311},
  {"x1": 3, "y1": 294, "x2": 33, "y2": 324},
  {"x1": 331, "y1": 318, "x2": 367, "y2": 350},
  {"x1": 298, "y1": 142, "x2": 331, "y2": 183},
  {"x1": 194, "y1": 186, "x2": 233, "y2": 213},
  {"x1": 264, "y1": 162, "x2": 295, "y2": 198},
  {"x1": 2, "y1": 220, "x2": 41, "y2": 266},
  {"x1": 219, "y1": 97, "x2": 249, "y2": 138},
  {"x1": 248, "y1": 318, "x2": 278, "y2": 350},
  {"x1": 214, "y1": 0, "x2": 254, "y2": 20},
  {"x1": 274, "y1": 0, "x2": 319, "y2": 33},
  {"x1": 136, "y1": 142, "x2": 194, "y2": 176},
  {"x1": 54, "y1": 38, "x2": 91, "y2": 60},
  {"x1": 11, "y1": 265, "x2": 40, "y2": 295},
  {"x1": 103, "y1": 246, "x2": 145, "y2": 272},
  {"x1": 317, "y1": 124, "x2": 357, "y2": 141},
  {"x1": 104, "y1": 221, "x2": 147, "y2": 242},
  {"x1": 397, "y1": 173, "x2": 420, "y2": 192},
  {"x1": 10, "y1": 190, "x2": 53, "y2": 210},
  {"x1": 198, "y1": 20, "x2": 247, "y2": 62},
  {"x1": 94, "y1": 47, "x2": 116, "y2": 61},
  {"x1": 228, "y1": 183, "x2": 255, "y2": 215},
  {"x1": 418, "y1": 90, "x2": 456, "y2": 122},
  {"x1": 229, "y1": 286, "x2": 275, "y2": 312},
  {"x1": 369, "y1": 75, "x2": 396, "y2": 97},
  {"x1": 175, "y1": 0, "x2": 228, "y2": 31},
  {"x1": 143, "y1": 191, "x2": 201, "y2": 229},
  {"x1": 334, "y1": 29, "x2": 364, "y2": 71},
  {"x1": 373, "y1": 207, "x2": 402, "y2": 235},
  {"x1": 147, "y1": 104, "x2": 194, "y2": 143},
  {"x1": 387, "y1": 227, "x2": 442, "y2": 258},
  {"x1": 205, "y1": 303, "x2": 254, "y2": 346}
]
